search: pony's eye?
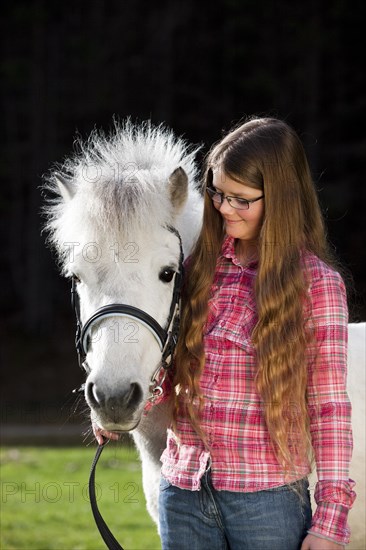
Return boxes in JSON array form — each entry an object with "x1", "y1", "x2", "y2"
[
  {"x1": 159, "y1": 267, "x2": 175, "y2": 283},
  {"x1": 72, "y1": 274, "x2": 81, "y2": 284}
]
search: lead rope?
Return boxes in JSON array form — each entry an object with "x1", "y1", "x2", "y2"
[
  {"x1": 89, "y1": 441, "x2": 124, "y2": 550},
  {"x1": 82, "y1": 226, "x2": 183, "y2": 549}
]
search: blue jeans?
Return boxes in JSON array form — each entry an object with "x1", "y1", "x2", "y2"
[{"x1": 159, "y1": 470, "x2": 312, "y2": 550}]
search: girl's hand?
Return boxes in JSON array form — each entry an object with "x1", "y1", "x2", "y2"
[
  {"x1": 301, "y1": 534, "x2": 345, "y2": 549},
  {"x1": 92, "y1": 422, "x2": 120, "y2": 445}
]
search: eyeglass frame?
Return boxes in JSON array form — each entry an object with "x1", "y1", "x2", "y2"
[{"x1": 206, "y1": 186, "x2": 264, "y2": 210}]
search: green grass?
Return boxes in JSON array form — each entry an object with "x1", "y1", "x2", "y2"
[{"x1": 0, "y1": 445, "x2": 161, "y2": 550}]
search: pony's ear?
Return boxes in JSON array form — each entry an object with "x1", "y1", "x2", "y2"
[
  {"x1": 168, "y1": 167, "x2": 188, "y2": 213},
  {"x1": 55, "y1": 173, "x2": 75, "y2": 202}
]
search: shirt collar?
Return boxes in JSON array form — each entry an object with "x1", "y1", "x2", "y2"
[{"x1": 221, "y1": 236, "x2": 258, "y2": 270}]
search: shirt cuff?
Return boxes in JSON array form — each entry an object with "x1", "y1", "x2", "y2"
[
  {"x1": 307, "y1": 530, "x2": 345, "y2": 547},
  {"x1": 311, "y1": 480, "x2": 356, "y2": 544}
]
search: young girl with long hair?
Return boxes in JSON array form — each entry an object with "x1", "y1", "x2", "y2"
[{"x1": 158, "y1": 117, "x2": 355, "y2": 549}]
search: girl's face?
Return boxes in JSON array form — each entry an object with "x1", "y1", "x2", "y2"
[{"x1": 211, "y1": 167, "x2": 264, "y2": 244}]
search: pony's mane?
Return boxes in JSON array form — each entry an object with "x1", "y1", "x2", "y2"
[{"x1": 43, "y1": 120, "x2": 200, "y2": 261}]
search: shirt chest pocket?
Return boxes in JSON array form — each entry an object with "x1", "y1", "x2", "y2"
[{"x1": 204, "y1": 288, "x2": 257, "y2": 353}]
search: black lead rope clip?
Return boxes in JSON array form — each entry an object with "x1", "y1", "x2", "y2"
[{"x1": 89, "y1": 440, "x2": 124, "y2": 550}]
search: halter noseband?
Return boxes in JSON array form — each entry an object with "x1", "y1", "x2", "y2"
[{"x1": 71, "y1": 225, "x2": 184, "y2": 402}]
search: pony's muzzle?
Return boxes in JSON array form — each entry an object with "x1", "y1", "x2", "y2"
[{"x1": 86, "y1": 380, "x2": 143, "y2": 422}]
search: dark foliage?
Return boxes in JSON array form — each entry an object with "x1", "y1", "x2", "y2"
[{"x1": 1, "y1": 0, "x2": 365, "y2": 419}]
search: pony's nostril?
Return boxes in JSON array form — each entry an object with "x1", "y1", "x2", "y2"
[
  {"x1": 125, "y1": 383, "x2": 143, "y2": 410},
  {"x1": 87, "y1": 382, "x2": 105, "y2": 408}
]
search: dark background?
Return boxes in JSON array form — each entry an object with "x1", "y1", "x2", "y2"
[{"x1": 1, "y1": 1, "x2": 365, "y2": 436}]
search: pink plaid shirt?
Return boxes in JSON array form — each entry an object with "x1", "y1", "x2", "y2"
[{"x1": 160, "y1": 236, "x2": 356, "y2": 544}]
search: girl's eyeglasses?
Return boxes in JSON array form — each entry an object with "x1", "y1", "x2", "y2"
[{"x1": 206, "y1": 187, "x2": 264, "y2": 210}]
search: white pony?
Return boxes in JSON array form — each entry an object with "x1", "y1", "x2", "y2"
[{"x1": 44, "y1": 121, "x2": 365, "y2": 548}]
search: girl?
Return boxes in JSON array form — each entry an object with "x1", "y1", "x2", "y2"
[{"x1": 158, "y1": 117, "x2": 355, "y2": 549}]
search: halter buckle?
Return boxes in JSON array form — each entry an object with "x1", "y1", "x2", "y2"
[{"x1": 148, "y1": 365, "x2": 168, "y2": 402}]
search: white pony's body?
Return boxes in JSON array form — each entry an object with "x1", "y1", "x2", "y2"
[{"x1": 45, "y1": 122, "x2": 365, "y2": 547}]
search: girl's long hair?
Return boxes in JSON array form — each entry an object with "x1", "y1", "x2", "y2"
[{"x1": 172, "y1": 117, "x2": 339, "y2": 471}]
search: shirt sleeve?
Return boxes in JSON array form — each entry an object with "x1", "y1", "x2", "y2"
[{"x1": 306, "y1": 270, "x2": 356, "y2": 544}]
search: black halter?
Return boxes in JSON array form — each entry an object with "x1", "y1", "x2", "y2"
[
  {"x1": 71, "y1": 225, "x2": 184, "y2": 395},
  {"x1": 71, "y1": 226, "x2": 184, "y2": 550}
]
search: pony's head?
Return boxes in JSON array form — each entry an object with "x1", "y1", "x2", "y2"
[{"x1": 44, "y1": 121, "x2": 203, "y2": 432}]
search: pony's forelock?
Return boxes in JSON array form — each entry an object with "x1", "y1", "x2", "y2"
[{"x1": 43, "y1": 120, "x2": 200, "y2": 264}]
